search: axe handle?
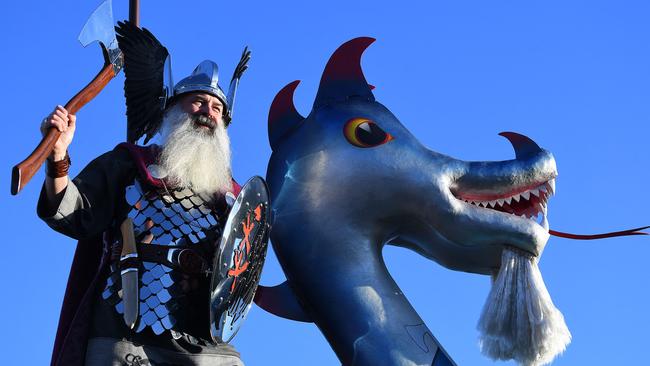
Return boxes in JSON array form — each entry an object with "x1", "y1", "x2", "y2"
[{"x1": 11, "y1": 63, "x2": 116, "y2": 195}]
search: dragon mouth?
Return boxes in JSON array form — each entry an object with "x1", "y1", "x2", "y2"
[{"x1": 452, "y1": 179, "x2": 556, "y2": 228}]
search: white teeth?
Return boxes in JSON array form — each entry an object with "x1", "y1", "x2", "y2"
[
  {"x1": 530, "y1": 188, "x2": 540, "y2": 197},
  {"x1": 539, "y1": 185, "x2": 547, "y2": 193},
  {"x1": 505, "y1": 196, "x2": 512, "y2": 204},
  {"x1": 521, "y1": 191, "x2": 530, "y2": 200},
  {"x1": 489, "y1": 200, "x2": 497, "y2": 207},
  {"x1": 512, "y1": 194, "x2": 521, "y2": 202},
  {"x1": 497, "y1": 198, "x2": 505, "y2": 206},
  {"x1": 548, "y1": 179, "x2": 556, "y2": 195}
]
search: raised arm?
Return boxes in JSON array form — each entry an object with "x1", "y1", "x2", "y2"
[{"x1": 40, "y1": 105, "x2": 76, "y2": 212}]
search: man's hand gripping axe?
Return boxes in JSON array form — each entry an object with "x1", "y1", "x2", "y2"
[{"x1": 11, "y1": 0, "x2": 123, "y2": 195}]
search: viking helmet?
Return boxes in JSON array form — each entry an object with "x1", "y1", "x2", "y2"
[
  {"x1": 115, "y1": 20, "x2": 251, "y2": 142},
  {"x1": 173, "y1": 60, "x2": 229, "y2": 113},
  {"x1": 170, "y1": 48, "x2": 250, "y2": 126}
]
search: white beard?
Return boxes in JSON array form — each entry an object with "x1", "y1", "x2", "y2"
[{"x1": 157, "y1": 105, "x2": 233, "y2": 195}]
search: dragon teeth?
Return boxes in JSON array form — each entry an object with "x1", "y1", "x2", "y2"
[
  {"x1": 521, "y1": 191, "x2": 530, "y2": 200},
  {"x1": 547, "y1": 179, "x2": 556, "y2": 195}
]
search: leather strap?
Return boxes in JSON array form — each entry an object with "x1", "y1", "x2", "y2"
[
  {"x1": 136, "y1": 243, "x2": 209, "y2": 274},
  {"x1": 46, "y1": 151, "x2": 71, "y2": 178}
]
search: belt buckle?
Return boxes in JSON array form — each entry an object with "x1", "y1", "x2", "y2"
[{"x1": 172, "y1": 248, "x2": 207, "y2": 274}]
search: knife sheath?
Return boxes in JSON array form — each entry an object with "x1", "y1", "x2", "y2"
[{"x1": 120, "y1": 217, "x2": 139, "y2": 329}]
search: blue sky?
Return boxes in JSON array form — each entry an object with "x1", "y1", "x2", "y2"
[{"x1": 1, "y1": 1, "x2": 648, "y2": 365}]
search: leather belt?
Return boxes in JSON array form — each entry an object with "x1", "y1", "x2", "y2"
[{"x1": 136, "y1": 243, "x2": 209, "y2": 275}]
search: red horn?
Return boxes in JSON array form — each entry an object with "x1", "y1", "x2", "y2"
[
  {"x1": 268, "y1": 80, "x2": 305, "y2": 150},
  {"x1": 499, "y1": 132, "x2": 543, "y2": 159},
  {"x1": 313, "y1": 37, "x2": 376, "y2": 108}
]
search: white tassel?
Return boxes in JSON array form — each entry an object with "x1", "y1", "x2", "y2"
[{"x1": 477, "y1": 247, "x2": 571, "y2": 366}]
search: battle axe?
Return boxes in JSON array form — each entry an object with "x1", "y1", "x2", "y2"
[{"x1": 11, "y1": 0, "x2": 123, "y2": 195}]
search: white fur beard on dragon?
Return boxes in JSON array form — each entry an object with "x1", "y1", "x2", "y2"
[{"x1": 478, "y1": 247, "x2": 571, "y2": 366}]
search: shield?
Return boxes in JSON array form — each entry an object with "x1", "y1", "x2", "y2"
[{"x1": 209, "y1": 176, "x2": 270, "y2": 343}]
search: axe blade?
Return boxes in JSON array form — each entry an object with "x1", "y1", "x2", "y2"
[{"x1": 78, "y1": 0, "x2": 118, "y2": 52}]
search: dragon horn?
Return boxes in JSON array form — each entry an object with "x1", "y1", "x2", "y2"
[
  {"x1": 499, "y1": 132, "x2": 543, "y2": 159},
  {"x1": 313, "y1": 37, "x2": 376, "y2": 109},
  {"x1": 268, "y1": 80, "x2": 305, "y2": 150}
]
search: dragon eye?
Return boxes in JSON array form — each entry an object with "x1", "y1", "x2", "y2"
[{"x1": 344, "y1": 118, "x2": 393, "y2": 148}]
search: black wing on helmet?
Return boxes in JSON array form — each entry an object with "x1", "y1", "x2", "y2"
[{"x1": 115, "y1": 20, "x2": 169, "y2": 143}]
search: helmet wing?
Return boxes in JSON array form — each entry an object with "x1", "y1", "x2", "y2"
[
  {"x1": 225, "y1": 46, "x2": 251, "y2": 123},
  {"x1": 115, "y1": 21, "x2": 169, "y2": 143}
]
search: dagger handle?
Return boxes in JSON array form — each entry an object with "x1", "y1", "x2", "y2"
[
  {"x1": 11, "y1": 63, "x2": 116, "y2": 195},
  {"x1": 120, "y1": 217, "x2": 138, "y2": 257}
]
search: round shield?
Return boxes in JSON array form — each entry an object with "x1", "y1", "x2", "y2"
[{"x1": 209, "y1": 176, "x2": 270, "y2": 343}]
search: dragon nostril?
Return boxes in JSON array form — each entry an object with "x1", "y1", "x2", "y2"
[{"x1": 499, "y1": 132, "x2": 542, "y2": 159}]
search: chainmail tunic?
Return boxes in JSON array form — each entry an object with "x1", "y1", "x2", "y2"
[{"x1": 101, "y1": 178, "x2": 224, "y2": 337}]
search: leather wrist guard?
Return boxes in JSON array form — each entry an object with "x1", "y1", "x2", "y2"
[{"x1": 46, "y1": 152, "x2": 71, "y2": 178}]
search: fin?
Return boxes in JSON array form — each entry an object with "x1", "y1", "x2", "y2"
[{"x1": 254, "y1": 281, "x2": 313, "y2": 323}]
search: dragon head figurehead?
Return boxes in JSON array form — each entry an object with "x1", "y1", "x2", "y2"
[{"x1": 260, "y1": 37, "x2": 557, "y2": 366}]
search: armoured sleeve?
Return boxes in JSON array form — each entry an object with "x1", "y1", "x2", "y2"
[{"x1": 37, "y1": 148, "x2": 135, "y2": 240}]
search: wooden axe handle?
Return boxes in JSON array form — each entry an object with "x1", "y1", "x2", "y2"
[{"x1": 11, "y1": 63, "x2": 116, "y2": 195}]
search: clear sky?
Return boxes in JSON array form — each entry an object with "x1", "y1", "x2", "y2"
[{"x1": 1, "y1": 1, "x2": 648, "y2": 365}]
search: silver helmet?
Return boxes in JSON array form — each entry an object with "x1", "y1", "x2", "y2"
[
  {"x1": 169, "y1": 48, "x2": 251, "y2": 125},
  {"x1": 173, "y1": 60, "x2": 228, "y2": 110}
]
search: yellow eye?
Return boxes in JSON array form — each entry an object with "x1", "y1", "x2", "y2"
[{"x1": 343, "y1": 118, "x2": 393, "y2": 148}]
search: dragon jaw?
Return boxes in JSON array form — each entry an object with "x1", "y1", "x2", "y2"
[{"x1": 454, "y1": 178, "x2": 556, "y2": 230}]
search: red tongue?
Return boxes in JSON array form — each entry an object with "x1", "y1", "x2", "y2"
[{"x1": 550, "y1": 226, "x2": 649, "y2": 240}]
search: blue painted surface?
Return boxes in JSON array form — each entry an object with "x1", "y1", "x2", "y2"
[{"x1": 2, "y1": 1, "x2": 649, "y2": 365}]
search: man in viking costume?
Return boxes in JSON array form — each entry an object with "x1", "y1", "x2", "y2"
[{"x1": 37, "y1": 21, "x2": 253, "y2": 366}]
